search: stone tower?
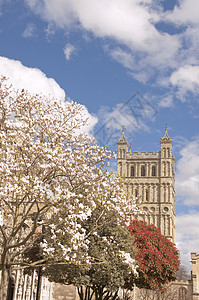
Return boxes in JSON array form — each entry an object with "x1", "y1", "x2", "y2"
[{"x1": 117, "y1": 128, "x2": 175, "y2": 242}]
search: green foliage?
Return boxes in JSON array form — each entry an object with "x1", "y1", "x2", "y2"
[
  {"x1": 23, "y1": 236, "x2": 43, "y2": 275},
  {"x1": 43, "y1": 206, "x2": 136, "y2": 300}
]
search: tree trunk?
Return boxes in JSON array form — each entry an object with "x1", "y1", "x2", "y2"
[
  {"x1": 77, "y1": 286, "x2": 95, "y2": 300},
  {"x1": 1, "y1": 268, "x2": 9, "y2": 300},
  {"x1": 77, "y1": 286, "x2": 84, "y2": 300},
  {"x1": 77, "y1": 286, "x2": 119, "y2": 300},
  {"x1": 93, "y1": 286, "x2": 118, "y2": 300}
]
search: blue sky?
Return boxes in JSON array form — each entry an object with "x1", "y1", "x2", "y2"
[{"x1": 1, "y1": 0, "x2": 199, "y2": 270}]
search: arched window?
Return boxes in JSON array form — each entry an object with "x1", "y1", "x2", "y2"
[
  {"x1": 163, "y1": 162, "x2": 166, "y2": 176},
  {"x1": 167, "y1": 162, "x2": 170, "y2": 177},
  {"x1": 152, "y1": 165, "x2": 156, "y2": 176},
  {"x1": 167, "y1": 148, "x2": 170, "y2": 158},
  {"x1": 135, "y1": 189, "x2": 138, "y2": 198},
  {"x1": 163, "y1": 148, "x2": 166, "y2": 158},
  {"x1": 146, "y1": 189, "x2": 149, "y2": 202},
  {"x1": 179, "y1": 287, "x2": 187, "y2": 300},
  {"x1": 130, "y1": 166, "x2": 135, "y2": 177},
  {"x1": 141, "y1": 165, "x2": 146, "y2": 176}
]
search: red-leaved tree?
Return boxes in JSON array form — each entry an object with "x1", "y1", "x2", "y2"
[{"x1": 126, "y1": 220, "x2": 180, "y2": 291}]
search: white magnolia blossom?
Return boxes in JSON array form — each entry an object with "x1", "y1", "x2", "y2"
[
  {"x1": 119, "y1": 251, "x2": 138, "y2": 275},
  {"x1": 0, "y1": 77, "x2": 138, "y2": 274}
]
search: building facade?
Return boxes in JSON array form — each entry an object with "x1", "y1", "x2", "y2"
[
  {"x1": 117, "y1": 128, "x2": 175, "y2": 242},
  {"x1": 4, "y1": 129, "x2": 199, "y2": 299},
  {"x1": 191, "y1": 253, "x2": 199, "y2": 300}
]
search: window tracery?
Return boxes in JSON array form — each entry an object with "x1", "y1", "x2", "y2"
[
  {"x1": 130, "y1": 166, "x2": 135, "y2": 177},
  {"x1": 152, "y1": 165, "x2": 156, "y2": 176},
  {"x1": 141, "y1": 165, "x2": 146, "y2": 176}
]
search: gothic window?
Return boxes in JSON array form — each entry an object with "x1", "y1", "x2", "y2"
[
  {"x1": 135, "y1": 189, "x2": 138, "y2": 198},
  {"x1": 167, "y1": 162, "x2": 170, "y2": 177},
  {"x1": 152, "y1": 165, "x2": 156, "y2": 176},
  {"x1": 146, "y1": 189, "x2": 149, "y2": 202},
  {"x1": 163, "y1": 162, "x2": 166, "y2": 176},
  {"x1": 179, "y1": 287, "x2": 187, "y2": 300},
  {"x1": 120, "y1": 163, "x2": 122, "y2": 176},
  {"x1": 141, "y1": 165, "x2": 146, "y2": 176},
  {"x1": 152, "y1": 215, "x2": 155, "y2": 226},
  {"x1": 167, "y1": 148, "x2": 170, "y2": 158},
  {"x1": 163, "y1": 215, "x2": 166, "y2": 235},
  {"x1": 130, "y1": 166, "x2": 135, "y2": 177},
  {"x1": 168, "y1": 216, "x2": 170, "y2": 236},
  {"x1": 120, "y1": 149, "x2": 122, "y2": 158}
]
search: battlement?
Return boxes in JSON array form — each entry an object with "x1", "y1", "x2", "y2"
[
  {"x1": 127, "y1": 150, "x2": 160, "y2": 159},
  {"x1": 191, "y1": 253, "x2": 199, "y2": 260},
  {"x1": 173, "y1": 280, "x2": 191, "y2": 284}
]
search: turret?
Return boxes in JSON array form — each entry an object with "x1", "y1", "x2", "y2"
[
  {"x1": 159, "y1": 127, "x2": 175, "y2": 242},
  {"x1": 117, "y1": 129, "x2": 129, "y2": 176},
  {"x1": 117, "y1": 128, "x2": 129, "y2": 159},
  {"x1": 160, "y1": 128, "x2": 172, "y2": 159}
]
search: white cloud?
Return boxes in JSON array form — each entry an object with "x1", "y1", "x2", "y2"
[
  {"x1": 23, "y1": 0, "x2": 199, "y2": 103},
  {"x1": 64, "y1": 43, "x2": 76, "y2": 61},
  {"x1": 0, "y1": 56, "x2": 97, "y2": 134},
  {"x1": 170, "y1": 65, "x2": 199, "y2": 101},
  {"x1": 158, "y1": 94, "x2": 174, "y2": 108},
  {"x1": 0, "y1": 56, "x2": 66, "y2": 100},
  {"x1": 110, "y1": 48, "x2": 135, "y2": 70},
  {"x1": 45, "y1": 23, "x2": 56, "y2": 38},
  {"x1": 109, "y1": 45, "x2": 178, "y2": 84},
  {"x1": 176, "y1": 136, "x2": 199, "y2": 206},
  {"x1": 176, "y1": 212, "x2": 199, "y2": 271},
  {"x1": 95, "y1": 94, "x2": 157, "y2": 146},
  {"x1": 166, "y1": 0, "x2": 199, "y2": 26},
  {"x1": 25, "y1": 0, "x2": 157, "y2": 45},
  {"x1": 98, "y1": 104, "x2": 149, "y2": 133},
  {"x1": 25, "y1": 0, "x2": 180, "y2": 75},
  {"x1": 22, "y1": 23, "x2": 37, "y2": 38},
  {"x1": 0, "y1": 0, "x2": 5, "y2": 15}
]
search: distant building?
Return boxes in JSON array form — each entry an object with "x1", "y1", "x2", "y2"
[
  {"x1": 191, "y1": 253, "x2": 199, "y2": 300},
  {"x1": 117, "y1": 128, "x2": 175, "y2": 242}
]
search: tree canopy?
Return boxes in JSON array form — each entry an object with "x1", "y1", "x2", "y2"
[
  {"x1": 42, "y1": 207, "x2": 137, "y2": 300},
  {"x1": 127, "y1": 220, "x2": 180, "y2": 290},
  {"x1": 0, "y1": 77, "x2": 138, "y2": 299}
]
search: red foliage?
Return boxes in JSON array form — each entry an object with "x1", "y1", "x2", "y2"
[{"x1": 128, "y1": 220, "x2": 180, "y2": 290}]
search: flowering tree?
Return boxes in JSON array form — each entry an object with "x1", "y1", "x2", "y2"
[
  {"x1": 40, "y1": 207, "x2": 137, "y2": 300},
  {"x1": 126, "y1": 220, "x2": 180, "y2": 291},
  {"x1": 0, "y1": 77, "x2": 138, "y2": 299}
]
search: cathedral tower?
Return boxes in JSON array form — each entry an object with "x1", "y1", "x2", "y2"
[{"x1": 117, "y1": 129, "x2": 175, "y2": 242}]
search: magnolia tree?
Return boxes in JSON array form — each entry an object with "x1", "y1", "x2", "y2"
[
  {"x1": 126, "y1": 220, "x2": 180, "y2": 291},
  {"x1": 37, "y1": 207, "x2": 137, "y2": 300},
  {"x1": 0, "y1": 77, "x2": 138, "y2": 299}
]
